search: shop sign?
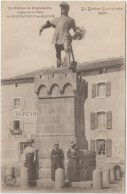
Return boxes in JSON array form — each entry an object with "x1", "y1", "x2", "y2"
[
  {"x1": 14, "y1": 111, "x2": 38, "y2": 117},
  {"x1": 8, "y1": 133, "x2": 35, "y2": 139}
]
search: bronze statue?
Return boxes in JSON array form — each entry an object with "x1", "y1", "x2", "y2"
[{"x1": 39, "y1": 2, "x2": 85, "y2": 68}]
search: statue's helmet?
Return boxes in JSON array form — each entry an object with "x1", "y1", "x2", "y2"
[{"x1": 59, "y1": 2, "x2": 70, "y2": 12}]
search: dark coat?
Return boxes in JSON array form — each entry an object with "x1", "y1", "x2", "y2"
[
  {"x1": 50, "y1": 148, "x2": 64, "y2": 181},
  {"x1": 65, "y1": 148, "x2": 79, "y2": 182}
]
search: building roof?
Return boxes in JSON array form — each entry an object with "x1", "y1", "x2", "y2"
[{"x1": 1, "y1": 57, "x2": 124, "y2": 83}]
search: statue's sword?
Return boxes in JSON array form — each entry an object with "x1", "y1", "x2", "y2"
[{"x1": 70, "y1": 44, "x2": 75, "y2": 63}]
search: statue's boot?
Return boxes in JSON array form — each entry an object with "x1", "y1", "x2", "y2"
[
  {"x1": 64, "y1": 52, "x2": 71, "y2": 67},
  {"x1": 57, "y1": 58, "x2": 62, "y2": 67}
]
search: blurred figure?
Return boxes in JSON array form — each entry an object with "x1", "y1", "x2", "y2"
[
  {"x1": 99, "y1": 140, "x2": 105, "y2": 155},
  {"x1": 23, "y1": 138, "x2": 36, "y2": 186},
  {"x1": 65, "y1": 141, "x2": 79, "y2": 185},
  {"x1": 50, "y1": 143, "x2": 64, "y2": 181}
]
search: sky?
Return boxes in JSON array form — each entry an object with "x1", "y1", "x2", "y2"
[{"x1": 1, "y1": 1, "x2": 125, "y2": 79}]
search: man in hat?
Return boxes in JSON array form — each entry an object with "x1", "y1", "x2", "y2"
[
  {"x1": 39, "y1": 2, "x2": 77, "y2": 67},
  {"x1": 50, "y1": 143, "x2": 64, "y2": 181}
]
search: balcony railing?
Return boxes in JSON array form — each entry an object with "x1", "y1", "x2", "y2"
[{"x1": 10, "y1": 129, "x2": 22, "y2": 135}]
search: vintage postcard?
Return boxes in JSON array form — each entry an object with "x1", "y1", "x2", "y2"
[{"x1": 1, "y1": 1, "x2": 125, "y2": 193}]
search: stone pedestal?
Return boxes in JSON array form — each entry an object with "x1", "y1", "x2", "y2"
[
  {"x1": 102, "y1": 168, "x2": 110, "y2": 186},
  {"x1": 109, "y1": 166, "x2": 115, "y2": 183},
  {"x1": 55, "y1": 168, "x2": 64, "y2": 190},
  {"x1": 35, "y1": 71, "x2": 88, "y2": 150},
  {"x1": 34, "y1": 68, "x2": 95, "y2": 184},
  {"x1": 20, "y1": 167, "x2": 29, "y2": 190},
  {"x1": 93, "y1": 169, "x2": 103, "y2": 189}
]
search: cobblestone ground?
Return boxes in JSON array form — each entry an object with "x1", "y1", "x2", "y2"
[{"x1": 1, "y1": 176, "x2": 125, "y2": 193}]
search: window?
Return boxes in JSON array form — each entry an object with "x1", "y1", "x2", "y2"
[
  {"x1": 91, "y1": 111, "x2": 112, "y2": 130},
  {"x1": 92, "y1": 82, "x2": 111, "y2": 98},
  {"x1": 14, "y1": 98, "x2": 20, "y2": 109},
  {"x1": 14, "y1": 120, "x2": 20, "y2": 129},
  {"x1": 90, "y1": 139, "x2": 112, "y2": 157},
  {"x1": 96, "y1": 139, "x2": 105, "y2": 155},
  {"x1": 9, "y1": 97, "x2": 25, "y2": 111},
  {"x1": 9, "y1": 120, "x2": 24, "y2": 134},
  {"x1": 15, "y1": 83, "x2": 19, "y2": 87},
  {"x1": 97, "y1": 83, "x2": 106, "y2": 97},
  {"x1": 97, "y1": 112, "x2": 106, "y2": 129}
]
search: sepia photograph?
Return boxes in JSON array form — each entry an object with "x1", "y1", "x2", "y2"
[{"x1": 1, "y1": 1, "x2": 126, "y2": 193}]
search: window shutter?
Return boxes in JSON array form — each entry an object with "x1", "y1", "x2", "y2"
[
  {"x1": 106, "y1": 82, "x2": 111, "y2": 96},
  {"x1": 20, "y1": 120, "x2": 24, "y2": 132},
  {"x1": 85, "y1": 82, "x2": 88, "y2": 99},
  {"x1": 107, "y1": 111, "x2": 112, "y2": 129},
  {"x1": 92, "y1": 84, "x2": 96, "y2": 98},
  {"x1": 9, "y1": 99, "x2": 13, "y2": 111},
  {"x1": 91, "y1": 112, "x2": 95, "y2": 130},
  {"x1": 21, "y1": 98, "x2": 25, "y2": 110},
  {"x1": 106, "y1": 139, "x2": 112, "y2": 157},
  {"x1": 90, "y1": 139, "x2": 95, "y2": 150},
  {"x1": 95, "y1": 113, "x2": 98, "y2": 129},
  {"x1": 96, "y1": 140, "x2": 99, "y2": 155}
]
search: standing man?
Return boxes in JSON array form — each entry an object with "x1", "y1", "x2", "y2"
[
  {"x1": 39, "y1": 2, "x2": 77, "y2": 67},
  {"x1": 50, "y1": 143, "x2": 64, "y2": 181}
]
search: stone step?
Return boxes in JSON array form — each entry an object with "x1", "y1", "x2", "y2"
[
  {"x1": 37, "y1": 179, "x2": 93, "y2": 189},
  {"x1": 72, "y1": 181, "x2": 93, "y2": 188},
  {"x1": 37, "y1": 179, "x2": 55, "y2": 188}
]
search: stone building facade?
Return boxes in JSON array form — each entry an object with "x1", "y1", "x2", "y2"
[
  {"x1": 1, "y1": 78, "x2": 37, "y2": 164},
  {"x1": 83, "y1": 58, "x2": 125, "y2": 169}
]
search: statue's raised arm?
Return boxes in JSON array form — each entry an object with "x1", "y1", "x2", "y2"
[{"x1": 39, "y1": 21, "x2": 55, "y2": 36}]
